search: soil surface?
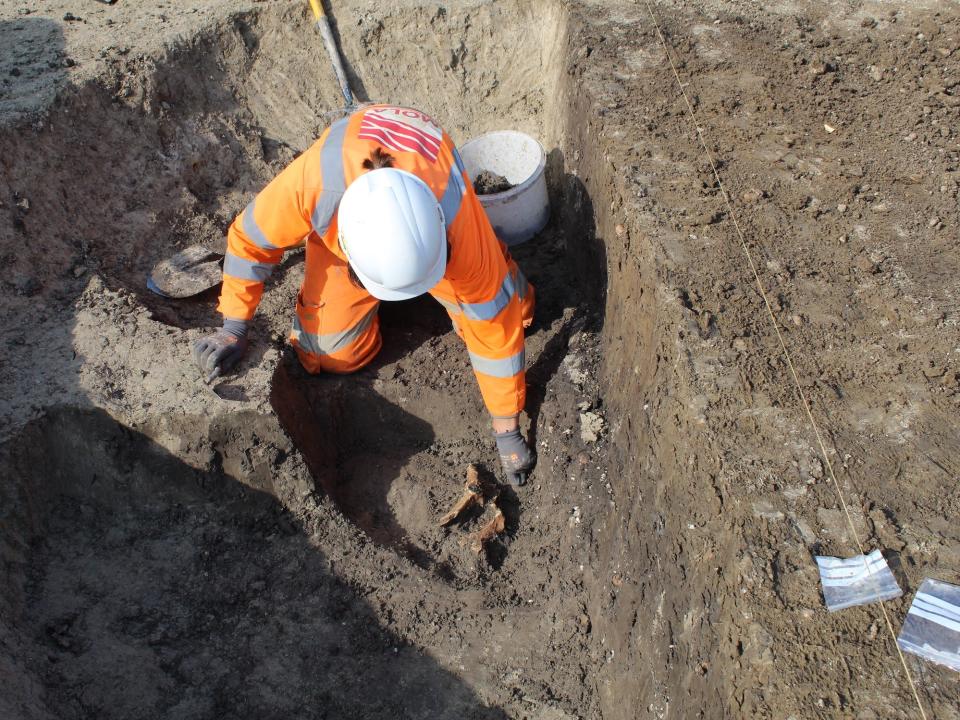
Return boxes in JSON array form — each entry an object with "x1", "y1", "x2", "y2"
[
  {"x1": 474, "y1": 170, "x2": 515, "y2": 195},
  {"x1": 2, "y1": 1, "x2": 959, "y2": 719}
]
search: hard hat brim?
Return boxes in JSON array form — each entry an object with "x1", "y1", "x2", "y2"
[{"x1": 350, "y1": 236, "x2": 447, "y2": 301}]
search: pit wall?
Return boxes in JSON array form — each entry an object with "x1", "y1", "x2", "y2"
[
  {"x1": 553, "y1": 7, "x2": 742, "y2": 718},
  {"x1": 550, "y1": 4, "x2": 960, "y2": 715}
]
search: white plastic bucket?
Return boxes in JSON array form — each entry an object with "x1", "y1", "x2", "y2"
[{"x1": 459, "y1": 130, "x2": 549, "y2": 246}]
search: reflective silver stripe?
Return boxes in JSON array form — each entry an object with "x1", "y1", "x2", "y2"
[
  {"x1": 242, "y1": 199, "x2": 276, "y2": 250},
  {"x1": 311, "y1": 117, "x2": 349, "y2": 236},
  {"x1": 223, "y1": 252, "x2": 275, "y2": 282},
  {"x1": 452, "y1": 147, "x2": 467, "y2": 175},
  {"x1": 461, "y1": 271, "x2": 516, "y2": 321},
  {"x1": 513, "y1": 267, "x2": 529, "y2": 301},
  {"x1": 468, "y1": 348, "x2": 525, "y2": 378},
  {"x1": 439, "y1": 161, "x2": 465, "y2": 230},
  {"x1": 292, "y1": 306, "x2": 377, "y2": 356},
  {"x1": 311, "y1": 192, "x2": 340, "y2": 237}
]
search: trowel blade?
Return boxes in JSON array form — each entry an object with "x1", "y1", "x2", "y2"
[{"x1": 147, "y1": 244, "x2": 223, "y2": 298}]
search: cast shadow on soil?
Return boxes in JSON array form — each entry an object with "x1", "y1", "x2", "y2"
[
  {"x1": 317, "y1": 4, "x2": 370, "y2": 105},
  {"x1": 0, "y1": 407, "x2": 508, "y2": 720},
  {"x1": 271, "y1": 354, "x2": 455, "y2": 577},
  {"x1": 519, "y1": 150, "x2": 607, "y2": 451}
]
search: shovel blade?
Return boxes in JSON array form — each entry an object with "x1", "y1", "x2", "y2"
[{"x1": 148, "y1": 244, "x2": 223, "y2": 298}]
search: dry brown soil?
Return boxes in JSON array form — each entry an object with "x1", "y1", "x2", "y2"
[{"x1": 1, "y1": 1, "x2": 959, "y2": 719}]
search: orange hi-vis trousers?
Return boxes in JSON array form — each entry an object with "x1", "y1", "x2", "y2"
[
  {"x1": 217, "y1": 105, "x2": 535, "y2": 418},
  {"x1": 291, "y1": 239, "x2": 534, "y2": 377}
]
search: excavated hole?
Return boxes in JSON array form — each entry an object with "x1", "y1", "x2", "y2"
[
  {"x1": 0, "y1": 2, "x2": 624, "y2": 718},
  {"x1": 108, "y1": 1, "x2": 592, "y2": 582}
]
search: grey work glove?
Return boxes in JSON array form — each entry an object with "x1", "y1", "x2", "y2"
[
  {"x1": 494, "y1": 428, "x2": 536, "y2": 487},
  {"x1": 192, "y1": 319, "x2": 249, "y2": 383}
]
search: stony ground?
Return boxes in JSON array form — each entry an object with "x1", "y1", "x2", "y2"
[{"x1": 1, "y1": 1, "x2": 959, "y2": 719}]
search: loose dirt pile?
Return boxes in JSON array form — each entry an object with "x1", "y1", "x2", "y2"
[
  {"x1": 1, "y1": 1, "x2": 959, "y2": 719},
  {"x1": 474, "y1": 170, "x2": 514, "y2": 195}
]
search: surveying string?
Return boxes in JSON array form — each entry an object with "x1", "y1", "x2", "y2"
[{"x1": 638, "y1": 1, "x2": 929, "y2": 717}]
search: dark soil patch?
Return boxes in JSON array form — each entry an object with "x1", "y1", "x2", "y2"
[{"x1": 473, "y1": 170, "x2": 514, "y2": 195}]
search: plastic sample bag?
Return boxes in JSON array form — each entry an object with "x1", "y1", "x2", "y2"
[
  {"x1": 897, "y1": 578, "x2": 960, "y2": 671},
  {"x1": 815, "y1": 549, "x2": 902, "y2": 612}
]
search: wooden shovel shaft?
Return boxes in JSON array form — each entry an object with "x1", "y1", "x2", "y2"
[{"x1": 309, "y1": 2, "x2": 354, "y2": 106}]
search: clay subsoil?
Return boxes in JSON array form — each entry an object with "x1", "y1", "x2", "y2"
[{"x1": 1, "y1": 1, "x2": 959, "y2": 718}]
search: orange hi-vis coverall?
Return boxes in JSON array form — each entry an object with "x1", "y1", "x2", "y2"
[{"x1": 217, "y1": 105, "x2": 535, "y2": 419}]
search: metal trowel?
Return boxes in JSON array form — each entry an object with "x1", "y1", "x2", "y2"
[{"x1": 146, "y1": 244, "x2": 223, "y2": 298}]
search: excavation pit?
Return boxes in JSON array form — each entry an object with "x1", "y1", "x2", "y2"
[
  {"x1": 1, "y1": 3, "x2": 610, "y2": 717},
  {"x1": 3, "y1": 1, "x2": 960, "y2": 719}
]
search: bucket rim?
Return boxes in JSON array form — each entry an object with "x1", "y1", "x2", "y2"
[{"x1": 460, "y1": 130, "x2": 547, "y2": 202}]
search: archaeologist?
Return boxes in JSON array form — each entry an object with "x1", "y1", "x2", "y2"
[{"x1": 192, "y1": 104, "x2": 537, "y2": 485}]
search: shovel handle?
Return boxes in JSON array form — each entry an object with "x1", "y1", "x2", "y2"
[
  {"x1": 315, "y1": 12, "x2": 354, "y2": 106},
  {"x1": 307, "y1": 1, "x2": 354, "y2": 107}
]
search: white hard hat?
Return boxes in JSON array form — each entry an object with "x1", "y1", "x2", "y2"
[{"x1": 338, "y1": 168, "x2": 446, "y2": 301}]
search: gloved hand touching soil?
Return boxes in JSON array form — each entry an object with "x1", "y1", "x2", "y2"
[
  {"x1": 192, "y1": 318, "x2": 249, "y2": 383},
  {"x1": 494, "y1": 427, "x2": 536, "y2": 487}
]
